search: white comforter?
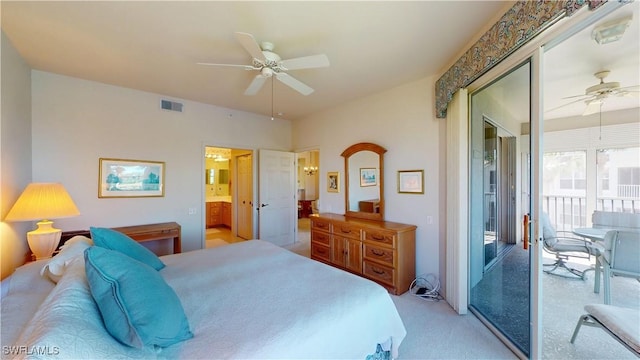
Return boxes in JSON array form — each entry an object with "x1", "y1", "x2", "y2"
[{"x1": 5, "y1": 240, "x2": 406, "y2": 359}]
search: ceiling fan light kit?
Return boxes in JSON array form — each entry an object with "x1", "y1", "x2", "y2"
[
  {"x1": 548, "y1": 69, "x2": 640, "y2": 117},
  {"x1": 198, "y1": 32, "x2": 330, "y2": 97}
]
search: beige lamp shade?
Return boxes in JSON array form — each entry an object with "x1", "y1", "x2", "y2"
[
  {"x1": 5, "y1": 183, "x2": 80, "y2": 221},
  {"x1": 5, "y1": 183, "x2": 80, "y2": 259}
]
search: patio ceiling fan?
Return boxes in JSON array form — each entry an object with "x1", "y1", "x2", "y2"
[
  {"x1": 548, "y1": 70, "x2": 640, "y2": 116},
  {"x1": 198, "y1": 32, "x2": 330, "y2": 96}
]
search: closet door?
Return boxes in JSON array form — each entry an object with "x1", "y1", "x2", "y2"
[{"x1": 236, "y1": 153, "x2": 253, "y2": 239}]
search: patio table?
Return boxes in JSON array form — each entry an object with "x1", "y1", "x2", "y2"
[{"x1": 573, "y1": 227, "x2": 610, "y2": 242}]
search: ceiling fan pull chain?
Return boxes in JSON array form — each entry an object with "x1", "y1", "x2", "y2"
[
  {"x1": 271, "y1": 77, "x2": 275, "y2": 121},
  {"x1": 599, "y1": 102, "x2": 603, "y2": 140}
]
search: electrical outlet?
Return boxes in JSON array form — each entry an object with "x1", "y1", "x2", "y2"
[{"x1": 188, "y1": 207, "x2": 197, "y2": 215}]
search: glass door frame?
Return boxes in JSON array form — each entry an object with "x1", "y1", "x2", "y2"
[
  {"x1": 461, "y1": 3, "x2": 627, "y2": 357},
  {"x1": 467, "y1": 58, "x2": 535, "y2": 359}
]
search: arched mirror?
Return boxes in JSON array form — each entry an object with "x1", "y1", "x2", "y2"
[{"x1": 341, "y1": 142, "x2": 386, "y2": 221}]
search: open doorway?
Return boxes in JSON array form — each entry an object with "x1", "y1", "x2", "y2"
[
  {"x1": 204, "y1": 146, "x2": 253, "y2": 248},
  {"x1": 287, "y1": 149, "x2": 319, "y2": 257}
]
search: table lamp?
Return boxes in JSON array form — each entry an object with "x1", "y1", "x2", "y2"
[{"x1": 5, "y1": 183, "x2": 80, "y2": 260}]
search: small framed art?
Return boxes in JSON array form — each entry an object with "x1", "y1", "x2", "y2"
[
  {"x1": 360, "y1": 168, "x2": 377, "y2": 187},
  {"x1": 327, "y1": 171, "x2": 339, "y2": 193},
  {"x1": 398, "y1": 170, "x2": 424, "y2": 194},
  {"x1": 99, "y1": 158, "x2": 165, "y2": 198}
]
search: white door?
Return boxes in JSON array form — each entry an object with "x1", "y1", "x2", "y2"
[
  {"x1": 258, "y1": 149, "x2": 296, "y2": 246},
  {"x1": 236, "y1": 153, "x2": 253, "y2": 239}
]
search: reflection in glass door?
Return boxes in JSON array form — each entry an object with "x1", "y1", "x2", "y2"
[
  {"x1": 484, "y1": 121, "x2": 499, "y2": 268},
  {"x1": 469, "y1": 61, "x2": 531, "y2": 357}
]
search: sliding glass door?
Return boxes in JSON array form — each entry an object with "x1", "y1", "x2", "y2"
[{"x1": 469, "y1": 61, "x2": 532, "y2": 357}]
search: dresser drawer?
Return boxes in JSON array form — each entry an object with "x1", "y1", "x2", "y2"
[
  {"x1": 311, "y1": 218, "x2": 332, "y2": 232},
  {"x1": 363, "y1": 244, "x2": 394, "y2": 267},
  {"x1": 363, "y1": 229, "x2": 396, "y2": 248},
  {"x1": 311, "y1": 243, "x2": 331, "y2": 263},
  {"x1": 311, "y1": 230, "x2": 331, "y2": 246},
  {"x1": 332, "y1": 223, "x2": 361, "y2": 239},
  {"x1": 363, "y1": 261, "x2": 395, "y2": 286}
]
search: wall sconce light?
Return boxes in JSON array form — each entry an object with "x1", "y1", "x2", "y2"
[
  {"x1": 4, "y1": 183, "x2": 80, "y2": 260},
  {"x1": 304, "y1": 166, "x2": 318, "y2": 176}
]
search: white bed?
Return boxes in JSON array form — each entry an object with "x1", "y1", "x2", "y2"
[{"x1": 1, "y1": 240, "x2": 406, "y2": 359}]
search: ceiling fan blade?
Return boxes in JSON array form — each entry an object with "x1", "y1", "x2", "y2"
[
  {"x1": 562, "y1": 93, "x2": 590, "y2": 100},
  {"x1": 197, "y1": 62, "x2": 255, "y2": 70},
  {"x1": 545, "y1": 97, "x2": 592, "y2": 113},
  {"x1": 275, "y1": 72, "x2": 314, "y2": 95},
  {"x1": 582, "y1": 101, "x2": 602, "y2": 116},
  {"x1": 279, "y1": 54, "x2": 330, "y2": 71},
  {"x1": 244, "y1": 74, "x2": 267, "y2": 95},
  {"x1": 235, "y1": 32, "x2": 266, "y2": 62}
]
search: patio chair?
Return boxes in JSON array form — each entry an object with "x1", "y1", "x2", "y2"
[
  {"x1": 541, "y1": 212, "x2": 601, "y2": 280},
  {"x1": 570, "y1": 304, "x2": 640, "y2": 356},
  {"x1": 594, "y1": 230, "x2": 640, "y2": 305}
]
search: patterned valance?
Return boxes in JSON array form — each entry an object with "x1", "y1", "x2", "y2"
[{"x1": 435, "y1": 0, "x2": 608, "y2": 118}]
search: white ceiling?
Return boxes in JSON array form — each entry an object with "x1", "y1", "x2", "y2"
[
  {"x1": 544, "y1": 1, "x2": 640, "y2": 120},
  {"x1": 1, "y1": 1, "x2": 511, "y2": 120},
  {"x1": 1, "y1": 1, "x2": 638, "y2": 121}
]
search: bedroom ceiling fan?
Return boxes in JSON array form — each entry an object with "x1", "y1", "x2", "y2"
[
  {"x1": 198, "y1": 32, "x2": 330, "y2": 96},
  {"x1": 549, "y1": 70, "x2": 639, "y2": 116}
]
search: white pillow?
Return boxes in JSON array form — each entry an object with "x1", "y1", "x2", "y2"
[
  {"x1": 15, "y1": 258, "x2": 157, "y2": 359},
  {"x1": 40, "y1": 236, "x2": 93, "y2": 283}
]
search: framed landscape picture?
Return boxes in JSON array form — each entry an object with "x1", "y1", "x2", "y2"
[
  {"x1": 398, "y1": 170, "x2": 424, "y2": 194},
  {"x1": 360, "y1": 168, "x2": 377, "y2": 187},
  {"x1": 99, "y1": 158, "x2": 165, "y2": 198}
]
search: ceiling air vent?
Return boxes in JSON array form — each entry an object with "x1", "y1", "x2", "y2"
[{"x1": 160, "y1": 99, "x2": 183, "y2": 113}]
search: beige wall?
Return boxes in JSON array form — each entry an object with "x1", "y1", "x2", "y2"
[
  {"x1": 1, "y1": 32, "x2": 32, "y2": 279},
  {"x1": 26, "y1": 71, "x2": 291, "y2": 261},
  {"x1": 292, "y1": 76, "x2": 446, "y2": 281}
]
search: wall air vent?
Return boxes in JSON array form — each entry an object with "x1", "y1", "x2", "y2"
[{"x1": 161, "y1": 99, "x2": 183, "y2": 113}]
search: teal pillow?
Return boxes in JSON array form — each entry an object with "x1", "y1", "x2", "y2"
[
  {"x1": 90, "y1": 227, "x2": 165, "y2": 270},
  {"x1": 84, "y1": 247, "x2": 193, "y2": 348}
]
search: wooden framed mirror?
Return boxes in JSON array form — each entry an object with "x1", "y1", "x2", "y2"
[{"x1": 341, "y1": 142, "x2": 386, "y2": 221}]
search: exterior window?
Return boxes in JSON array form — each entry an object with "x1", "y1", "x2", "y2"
[
  {"x1": 597, "y1": 147, "x2": 640, "y2": 212},
  {"x1": 543, "y1": 151, "x2": 587, "y2": 231},
  {"x1": 543, "y1": 151, "x2": 586, "y2": 195},
  {"x1": 618, "y1": 167, "x2": 640, "y2": 198}
]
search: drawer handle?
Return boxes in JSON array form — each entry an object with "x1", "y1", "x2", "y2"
[
  {"x1": 340, "y1": 228, "x2": 352, "y2": 234},
  {"x1": 372, "y1": 266, "x2": 386, "y2": 275},
  {"x1": 371, "y1": 234, "x2": 385, "y2": 241},
  {"x1": 372, "y1": 249, "x2": 385, "y2": 257},
  {"x1": 316, "y1": 248, "x2": 326, "y2": 254},
  {"x1": 317, "y1": 223, "x2": 327, "y2": 228}
]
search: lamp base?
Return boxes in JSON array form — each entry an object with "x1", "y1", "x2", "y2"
[{"x1": 27, "y1": 220, "x2": 62, "y2": 260}]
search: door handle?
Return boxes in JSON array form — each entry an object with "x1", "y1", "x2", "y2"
[
  {"x1": 261, "y1": 203, "x2": 269, "y2": 207},
  {"x1": 523, "y1": 214, "x2": 530, "y2": 250}
]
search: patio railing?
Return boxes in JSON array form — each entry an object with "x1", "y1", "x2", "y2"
[{"x1": 542, "y1": 195, "x2": 639, "y2": 232}]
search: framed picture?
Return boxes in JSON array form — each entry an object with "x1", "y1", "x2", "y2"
[
  {"x1": 327, "y1": 171, "x2": 339, "y2": 193},
  {"x1": 360, "y1": 168, "x2": 377, "y2": 187},
  {"x1": 99, "y1": 158, "x2": 165, "y2": 198},
  {"x1": 398, "y1": 170, "x2": 424, "y2": 194}
]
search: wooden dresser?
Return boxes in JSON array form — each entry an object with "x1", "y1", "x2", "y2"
[{"x1": 310, "y1": 213, "x2": 416, "y2": 295}]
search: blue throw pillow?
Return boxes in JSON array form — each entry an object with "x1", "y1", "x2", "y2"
[
  {"x1": 84, "y1": 246, "x2": 193, "y2": 348},
  {"x1": 90, "y1": 227, "x2": 165, "y2": 270}
]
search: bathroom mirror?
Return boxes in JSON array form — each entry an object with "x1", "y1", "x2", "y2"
[{"x1": 341, "y1": 142, "x2": 386, "y2": 221}]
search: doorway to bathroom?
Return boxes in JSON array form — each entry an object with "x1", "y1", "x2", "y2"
[
  {"x1": 290, "y1": 149, "x2": 320, "y2": 257},
  {"x1": 204, "y1": 146, "x2": 253, "y2": 249}
]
